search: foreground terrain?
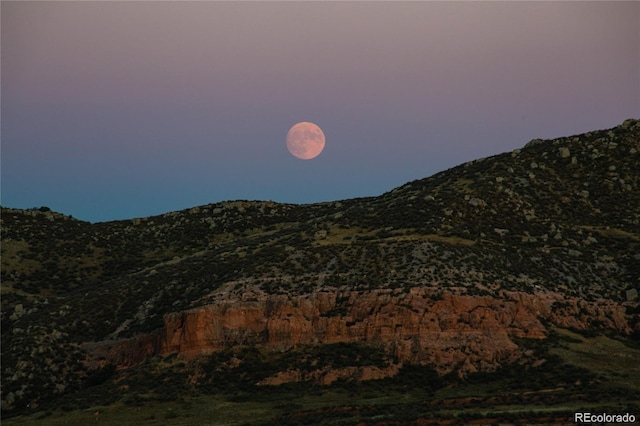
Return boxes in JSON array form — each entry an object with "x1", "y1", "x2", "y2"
[{"x1": 2, "y1": 119, "x2": 639, "y2": 424}]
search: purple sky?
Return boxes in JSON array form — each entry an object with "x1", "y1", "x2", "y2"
[{"x1": 2, "y1": 1, "x2": 638, "y2": 223}]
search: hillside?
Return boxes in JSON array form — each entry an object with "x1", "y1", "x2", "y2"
[{"x1": 2, "y1": 118, "x2": 639, "y2": 424}]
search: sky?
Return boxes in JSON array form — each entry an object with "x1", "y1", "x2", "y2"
[{"x1": 2, "y1": 1, "x2": 638, "y2": 223}]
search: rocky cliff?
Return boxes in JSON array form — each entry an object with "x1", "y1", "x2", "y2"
[{"x1": 92, "y1": 285, "x2": 634, "y2": 380}]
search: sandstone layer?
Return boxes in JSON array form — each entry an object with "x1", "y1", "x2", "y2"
[{"x1": 94, "y1": 287, "x2": 633, "y2": 377}]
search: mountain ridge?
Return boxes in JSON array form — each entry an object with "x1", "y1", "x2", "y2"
[{"x1": 2, "y1": 118, "x2": 639, "y2": 420}]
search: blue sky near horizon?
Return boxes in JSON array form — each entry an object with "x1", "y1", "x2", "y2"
[{"x1": 2, "y1": 1, "x2": 638, "y2": 223}]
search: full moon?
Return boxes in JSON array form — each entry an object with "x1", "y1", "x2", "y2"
[{"x1": 286, "y1": 122, "x2": 326, "y2": 160}]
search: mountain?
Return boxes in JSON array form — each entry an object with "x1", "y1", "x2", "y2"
[{"x1": 2, "y1": 118, "x2": 639, "y2": 424}]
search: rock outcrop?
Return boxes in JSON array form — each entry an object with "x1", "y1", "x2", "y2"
[{"x1": 92, "y1": 286, "x2": 633, "y2": 379}]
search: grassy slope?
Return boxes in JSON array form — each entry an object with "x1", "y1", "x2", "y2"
[{"x1": 4, "y1": 328, "x2": 638, "y2": 425}]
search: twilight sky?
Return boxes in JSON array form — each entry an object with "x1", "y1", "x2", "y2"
[{"x1": 2, "y1": 1, "x2": 638, "y2": 223}]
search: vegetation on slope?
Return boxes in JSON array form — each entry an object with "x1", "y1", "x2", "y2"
[{"x1": 1, "y1": 118, "x2": 639, "y2": 421}]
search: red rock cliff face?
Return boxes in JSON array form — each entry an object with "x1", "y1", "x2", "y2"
[{"x1": 96, "y1": 287, "x2": 634, "y2": 376}]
